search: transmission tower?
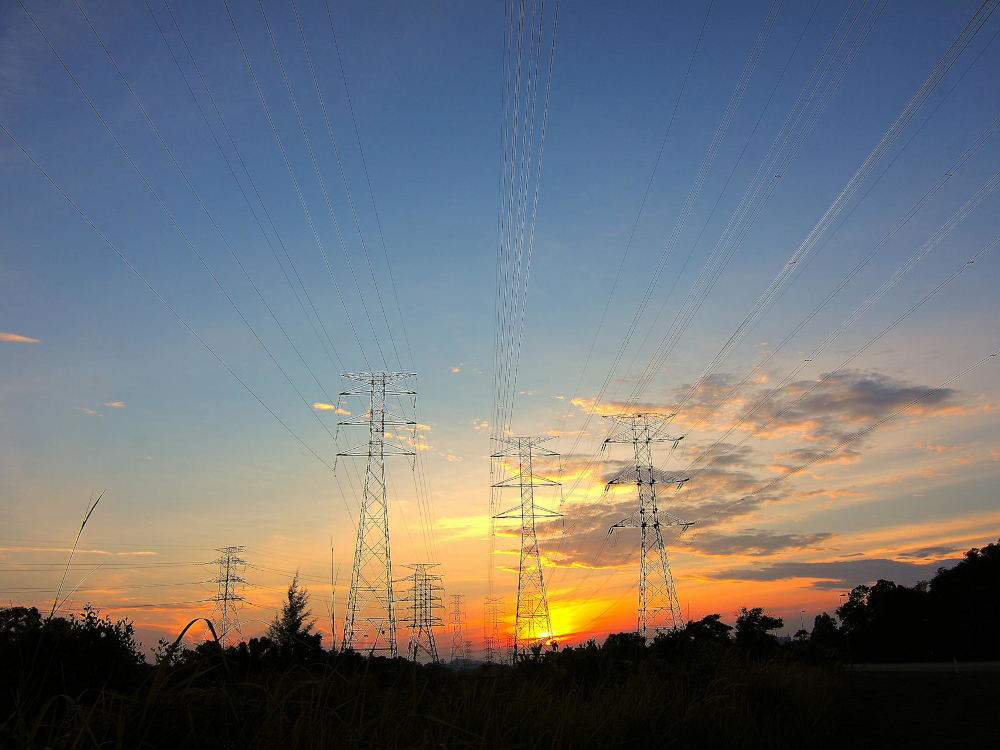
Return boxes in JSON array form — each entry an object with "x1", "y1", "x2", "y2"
[
  {"x1": 492, "y1": 436, "x2": 561, "y2": 656},
  {"x1": 210, "y1": 545, "x2": 248, "y2": 648},
  {"x1": 401, "y1": 563, "x2": 444, "y2": 662},
  {"x1": 338, "y1": 372, "x2": 416, "y2": 657},
  {"x1": 483, "y1": 596, "x2": 504, "y2": 664},
  {"x1": 603, "y1": 413, "x2": 692, "y2": 638},
  {"x1": 448, "y1": 594, "x2": 471, "y2": 664}
]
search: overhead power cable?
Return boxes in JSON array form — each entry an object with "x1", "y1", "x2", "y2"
[
  {"x1": 621, "y1": 0, "x2": 889, "y2": 408},
  {"x1": 24, "y1": 0, "x2": 360, "y2": 521},
  {"x1": 0, "y1": 122, "x2": 346, "y2": 495},
  {"x1": 290, "y1": 0, "x2": 403, "y2": 371},
  {"x1": 218, "y1": 0, "x2": 373, "y2": 371},
  {"x1": 686, "y1": 227, "x2": 1000, "y2": 483},
  {"x1": 553, "y1": 0, "x2": 793, "y2": 511},
  {"x1": 684, "y1": 152, "x2": 1000, "y2": 477},
  {"x1": 254, "y1": 0, "x2": 389, "y2": 369},
  {"x1": 154, "y1": 0, "x2": 368, "y2": 533},
  {"x1": 643, "y1": 0, "x2": 1000, "y2": 420},
  {"x1": 150, "y1": 0, "x2": 347, "y2": 379},
  {"x1": 555, "y1": 0, "x2": 716, "y2": 437},
  {"x1": 318, "y1": 0, "x2": 440, "y2": 561}
]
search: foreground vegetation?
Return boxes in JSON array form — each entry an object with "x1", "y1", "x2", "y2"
[
  {"x1": 1, "y1": 541, "x2": 996, "y2": 748},
  {"x1": 0, "y1": 616, "x2": 841, "y2": 749}
]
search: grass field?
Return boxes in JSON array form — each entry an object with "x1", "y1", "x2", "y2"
[{"x1": 837, "y1": 669, "x2": 1000, "y2": 749}]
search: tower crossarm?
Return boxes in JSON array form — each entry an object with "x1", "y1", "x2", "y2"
[
  {"x1": 491, "y1": 435, "x2": 558, "y2": 458},
  {"x1": 338, "y1": 443, "x2": 416, "y2": 457},
  {"x1": 338, "y1": 411, "x2": 415, "y2": 427},
  {"x1": 605, "y1": 466, "x2": 688, "y2": 490},
  {"x1": 492, "y1": 473, "x2": 559, "y2": 488}
]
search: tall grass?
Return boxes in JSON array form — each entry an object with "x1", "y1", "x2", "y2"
[{"x1": 3, "y1": 648, "x2": 841, "y2": 749}]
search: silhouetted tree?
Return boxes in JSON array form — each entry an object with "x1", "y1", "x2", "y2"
[
  {"x1": 0, "y1": 604, "x2": 147, "y2": 716},
  {"x1": 931, "y1": 540, "x2": 1000, "y2": 660},
  {"x1": 269, "y1": 572, "x2": 322, "y2": 661},
  {"x1": 686, "y1": 613, "x2": 734, "y2": 646},
  {"x1": 835, "y1": 584, "x2": 870, "y2": 635},
  {"x1": 835, "y1": 579, "x2": 932, "y2": 662},
  {"x1": 809, "y1": 613, "x2": 840, "y2": 649},
  {"x1": 734, "y1": 607, "x2": 783, "y2": 658},
  {"x1": 601, "y1": 630, "x2": 647, "y2": 666}
]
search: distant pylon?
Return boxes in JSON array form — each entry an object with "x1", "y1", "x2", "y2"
[
  {"x1": 603, "y1": 413, "x2": 693, "y2": 638},
  {"x1": 401, "y1": 563, "x2": 444, "y2": 662},
  {"x1": 210, "y1": 545, "x2": 248, "y2": 648},
  {"x1": 492, "y1": 436, "x2": 561, "y2": 657},
  {"x1": 483, "y1": 596, "x2": 504, "y2": 664},
  {"x1": 448, "y1": 594, "x2": 471, "y2": 663},
  {"x1": 338, "y1": 372, "x2": 417, "y2": 658}
]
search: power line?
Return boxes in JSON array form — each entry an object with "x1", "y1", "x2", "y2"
[
  {"x1": 218, "y1": 0, "x2": 373, "y2": 371},
  {"x1": 254, "y1": 0, "x2": 389, "y2": 368},
  {"x1": 0, "y1": 121, "x2": 341, "y2": 480},
  {"x1": 20, "y1": 1, "x2": 358, "y2": 522},
  {"x1": 636, "y1": 0, "x2": 999, "y2": 419}
]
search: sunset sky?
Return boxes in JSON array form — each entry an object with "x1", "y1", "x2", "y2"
[{"x1": 2, "y1": 0, "x2": 999, "y2": 654}]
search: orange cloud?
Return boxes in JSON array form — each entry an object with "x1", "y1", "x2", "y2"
[
  {"x1": 104, "y1": 401, "x2": 125, "y2": 409},
  {"x1": 0, "y1": 331, "x2": 40, "y2": 343}
]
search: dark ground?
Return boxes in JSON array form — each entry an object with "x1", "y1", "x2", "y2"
[{"x1": 838, "y1": 669, "x2": 1000, "y2": 749}]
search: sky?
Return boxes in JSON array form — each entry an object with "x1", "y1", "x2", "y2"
[{"x1": 1, "y1": 0, "x2": 999, "y2": 654}]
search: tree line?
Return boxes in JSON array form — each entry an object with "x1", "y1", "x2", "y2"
[{"x1": 1, "y1": 542, "x2": 996, "y2": 748}]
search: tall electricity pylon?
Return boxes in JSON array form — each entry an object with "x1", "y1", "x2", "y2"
[
  {"x1": 338, "y1": 372, "x2": 416, "y2": 657},
  {"x1": 449, "y1": 594, "x2": 471, "y2": 663},
  {"x1": 492, "y1": 436, "x2": 561, "y2": 656},
  {"x1": 603, "y1": 413, "x2": 692, "y2": 638},
  {"x1": 401, "y1": 563, "x2": 444, "y2": 662},
  {"x1": 483, "y1": 596, "x2": 504, "y2": 663},
  {"x1": 210, "y1": 545, "x2": 248, "y2": 648}
]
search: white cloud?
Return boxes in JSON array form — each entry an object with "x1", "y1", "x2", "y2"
[{"x1": 313, "y1": 402, "x2": 350, "y2": 415}]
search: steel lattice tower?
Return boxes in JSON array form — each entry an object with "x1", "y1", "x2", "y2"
[
  {"x1": 492, "y1": 436, "x2": 561, "y2": 656},
  {"x1": 210, "y1": 545, "x2": 248, "y2": 648},
  {"x1": 401, "y1": 563, "x2": 444, "y2": 662},
  {"x1": 338, "y1": 372, "x2": 416, "y2": 657},
  {"x1": 448, "y1": 594, "x2": 471, "y2": 663},
  {"x1": 603, "y1": 414, "x2": 692, "y2": 638},
  {"x1": 483, "y1": 596, "x2": 504, "y2": 664}
]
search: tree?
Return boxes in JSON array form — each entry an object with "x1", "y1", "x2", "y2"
[
  {"x1": 268, "y1": 572, "x2": 322, "y2": 659},
  {"x1": 809, "y1": 613, "x2": 839, "y2": 647},
  {"x1": 835, "y1": 584, "x2": 870, "y2": 634},
  {"x1": 685, "y1": 613, "x2": 733, "y2": 646},
  {"x1": 602, "y1": 631, "x2": 647, "y2": 664},
  {"x1": 931, "y1": 540, "x2": 1000, "y2": 660},
  {"x1": 734, "y1": 606, "x2": 783, "y2": 658}
]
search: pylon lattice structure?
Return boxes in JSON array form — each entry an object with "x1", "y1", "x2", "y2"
[
  {"x1": 483, "y1": 596, "x2": 504, "y2": 664},
  {"x1": 401, "y1": 563, "x2": 444, "y2": 662},
  {"x1": 492, "y1": 436, "x2": 561, "y2": 656},
  {"x1": 448, "y1": 594, "x2": 471, "y2": 663},
  {"x1": 604, "y1": 413, "x2": 692, "y2": 638},
  {"x1": 338, "y1": 372, "x2": 416, "y2": 658},
  {"x1": 210, "y1": 545, "x2": 248, "y2": 648}
]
